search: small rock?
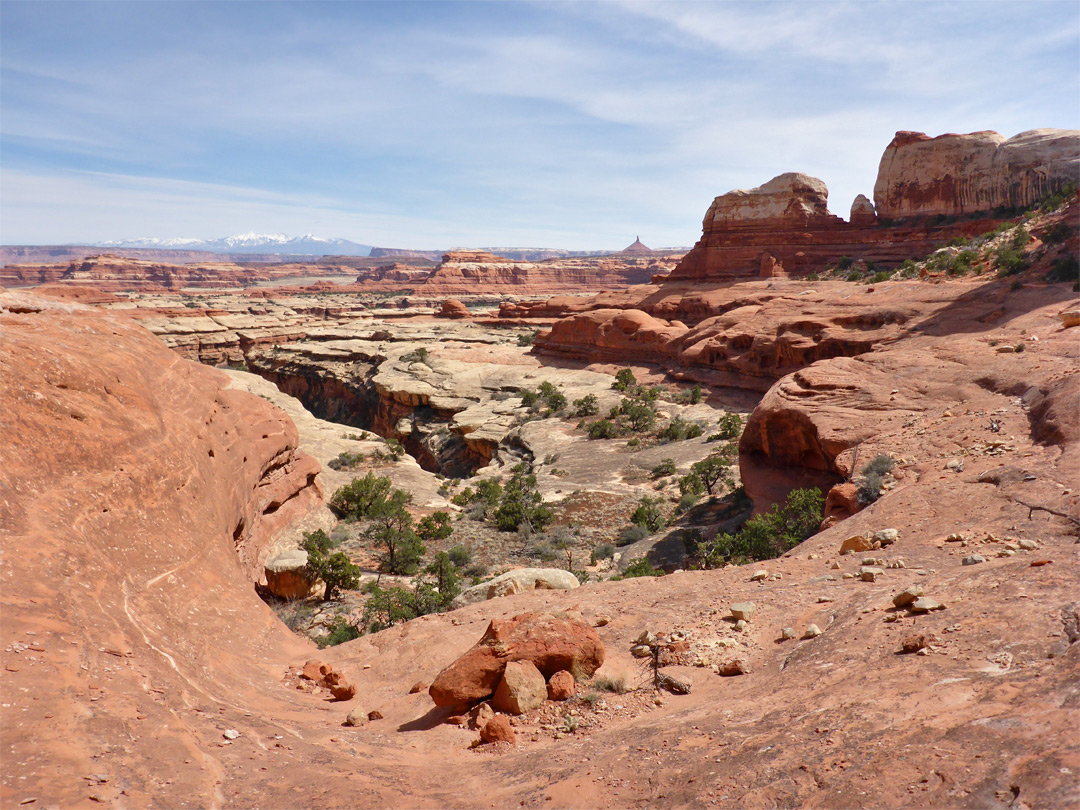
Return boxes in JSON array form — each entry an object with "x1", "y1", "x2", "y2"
[
  {"x1": 301, "y1": 659, "x2": 325, "y2": 681},
  {"x1": 657, "y1": 671, "x2": 693, "y2": 694},
  {"x1": 729, "y1": 602, "x2": 755, "y2": 622},
  {"x1": 995, "y1": 345, "x2": 1016, "y2": 353},
  {"x1": 945, "y1": 459, "x2": 964, "y2": 472},
  {"x1": 222, "y1": 729, "x2": 240, "y2": 740},
  {"x1": 1018, "y1": 538, "x2": 1039, "y2": 550},
  {"x1": 734, "y1": 619, "x2": 747, "y2": 632},
  {"x1": 804, "y1": 624, "x2": 822, "y2": 639},
  {"x1": 892, "y1": 585, "x2": 924, "y2": 607},
  {"x1": 910, "y1": 597, "x2": 945, "y2": 613},
  {"x1": 480, "y1": 715, "x2": 515, "y2": 745},
  {"x1": 781, "y1": 627, "x2": 797, "y2": 640},
  {"x1": 839, "y1": 535, "x2": 874, "y2": 555},
  {"x1": 962, "y1": 554, "x2": 986, "y2": 566},
  {"x1": 635, "y1": 630, "x2": 657, "y2": 646},
  {"x1": 468, "y1": 702, "x2": 495, "y2": 730},
  {"x1": 888, "y1": 559, "x2": 906, "y2": 569},
  {"x1": 874, "y1": 528, "x2": 899, "y2": 546},
  {"x1": 630, "y1": 644, "x2": 652, "y2": 658},
  {"x1": 842, "y1": 572, "x2": 856, "y2": 579},
  {"x1": 901, "y1": 634, "x2": 934, "y2": 654},
  {"x1": 945, "y1": 533, "x2": 967, "y2": 543},
  {"x1": 1030, "y1": 559, "x2": 1053, "y2": 567},
  {"x1": 492, "y1": 660, "x2": 547, "y2": 715},
  {"x1": 367, "y1": 710, "x2": 383, "y2": 721},
  {"x1": 750, "y1": 570, "x2": 768, "y2": 582},
  {"x1": 1059, "y1": 309, "x2": 1080, "y2": 328},
  {"x1": 344, "y1": 708, "x2": 367, "y2": 727},
  {"x1": 860, "y1": 566, "x2": 884, "y2": 582},
  {"x1": 830, "y1": 561, "x2": 841, "y2": 570},
  {"x1": 593, "y1": 614, "x2": 611, "y2": 627},
  {"x1": 816, "y1": 596, "x2": 833, "y2": 603},
  {"x1": 408, "y1": 681, "x2": 428, "y2": 694},
  {"x1": 997, "y1": 549, "x2": 1016, "y2": 557},
  {"x1": 547, "y1": 670, "x2": 576, "y2": 701}
]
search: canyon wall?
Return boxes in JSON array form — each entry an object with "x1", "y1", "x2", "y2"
[
  {"x1": 670, "y1": 128, "x2": 1078, "y2": 283},
  {"x1": 874, "y1": 128, "x2": 1080, "y2": 219}
]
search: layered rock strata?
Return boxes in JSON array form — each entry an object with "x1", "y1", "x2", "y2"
[{"x1": 875, "y1": 128, "x2": 1080, "y2": 219}]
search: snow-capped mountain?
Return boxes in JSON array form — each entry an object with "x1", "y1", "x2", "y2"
[{"x1": 97, "y1": 233, "x2": 373, "y2": 256}]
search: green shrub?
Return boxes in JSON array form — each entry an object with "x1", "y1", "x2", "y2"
[
  {"x1": 674, "y1": 491, "x2": 700, "y2": 514},
  {"x1": 994, "y1": 245, "x2": 1028, "y2": 276},
  {"x1": 587, "y1": 419, "x2": 620, "y2": 439},
  {"x1": 520, "y1": 389, "x2": 540, "y2": 408},
  {"x1": 630, "y1": 496, "x2": 665, "y2": 532},
  {"x1": 621, "y1": 558, "x2": 663, "y2": 578},
  {"x1": 857, "y1": 472, "x2": 884, "y2": 504},
  {"x1": 329, "y1": 472, "x2": 392, "y2": 520},
  {"x1": 868, "y1": 271, "x2": 891, "y2": 284},
  {"x1": 302, "y1": 529, "x2": 361, "y2": 601},
  {"x1": 1047, "y1": 257, "x2": 1079, "y2": 284},
  {"x1": 726, "y1": 487, "x2": 824, "y2": 562},
  {"x1": 691, "y1": 448, "x2": 736, "y2": 495},
  {"x1": 651, "y1": 458, "x2": 677, "y2": 478},
  {"x1": 862, "y1": 454, "x2": 896, "y2": 477},
  {"x1": 493, "y1": 463, "x2": 553, "y2": 533},
  {"x1": 402, "y1": 347, "x2": 430, "y2": 364},
  {"x1": 898, "y1": 259, "x2": 919, "y2": 278},
  {"x1": 1042, "y1": 221, "x2": 1073, "y2": 243},
  {"x1": 327, "y1": 450, "x2": 366, "y2": 471},
  {"x1": 657, "y1": 415, "x2": 704, "y2": 442},
  {"x1": 517, "y1": 330, "x2": 538, "y2": 346},
  {"x1": 613, "y1": 368, "x2": 637, "y2": 391},
  {"x1": 837, "y1": 256, "x2": 854, "y2": 270},
  {"x1": 591, "y1": 542, "x2": 615, "y2": 562},
  {"x1": 620, "y1": 400, "x2": 656, "y2": 433},
  {"x1": 616, "y1": 524, "x2": 650, "y2": 546},
  {"x1": 716, "y1": 412, "x2": 742, "y2": 439},
  {"x1": 447, "y1": 544, "x2": 472, "y2": 567},
  {"x1": 318, "y1": 617, "x2": 362, "y2": 648},
  {"x1": 573, "y1": 394, "x2": 599, "y2": 417},
  {"x1": 416, "y1": 511, "x2": 453, "y2": 543}
]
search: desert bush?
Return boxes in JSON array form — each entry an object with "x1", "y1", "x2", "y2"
[
  {"x1": 447, "y1": 544, "x2": 472, "y2": 567},
  {"x1": 301, "y1": 529, "x2": 361, "y2": 601},
  {"x1": 857, "y1": 472, "x2": 884, "y2": 504},
  {"x1": 327, "y1": 450, "x2": 366, "y2": 471},
  {"x1": 517, "y1": 330, "x2": 538, "y2": 346},
  {"x1": 630, "y1": 496, "x2": 665, "y2": 532},
  {"x1": 493, "y1": 463, "x2": 553, "y2": 533},
  {"x1": 416, "y1": 511, "x2": 453, "y2": 543},
  {"x1": 837, "y1": 255, "x2": 854, "y2": 270},
  {"x1": 691, "y1": 451, "x2": 735, "y2": 495},
  {"x1": 716, "y1": 412, "x2": 742, "y2": 440},
  {"x1": 620, "y1": 559, "x2": 663, "y2": 578},
  {"x1": 573, "y1": 393, "x2": 599, "y2": 416},
  {"x1": 318, "y1": 617, "x2": 362, "y2": 648},
  {"x1": 591, "y1": 542, "x2": 616, "y2": 562},
  {"x1": 329, "y1": 472, "x2": 392, "y2": 520},
  {"x1": 694, "y1": 487, "x2": 823, "y2": 566},
  {"x1": 592, "y1": 673, "x2": 630, "y2": 694},
  {"x1": 616, "y1": 524, "x2": 650, "y2": 546},
  {"x1": 862, "y1": 454, "x2": 896, "y2": 477},
  {"x1": 674, "y1": 491, "x2": 700, "y2": 514},
  {"x1": 868, "y1": 271, "x2": 891, "y2": 284},
  {"x1": 657, "y1": 416, "x2": 704, "y2": 443},
  {"x1": 613, "y1": 368, "x2": 637, "y2": 391},
  {"x1": 651, "y1": 458, "x2": 677, "y2": 478},
  {"x1": 1047, "y1": 257, "x2": 1079, "y2": 284},
  {"x1": 401, "y1": 347, "x2": 430, "y2": 364},
  {"x1": 587, "y1": 419, "x2": 620, "y2": 439}
]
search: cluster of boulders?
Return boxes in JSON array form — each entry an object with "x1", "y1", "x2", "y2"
[
  {"x1": 298, "y1": 659, "x2": 357, "y2": 701},
  {"x1": 427, "y1": 611, "x2": 605, "y2": 745}
]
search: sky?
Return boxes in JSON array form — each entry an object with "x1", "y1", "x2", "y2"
[{"x1": 2, "y1": 1, "x2": 1078, "y2": 251}]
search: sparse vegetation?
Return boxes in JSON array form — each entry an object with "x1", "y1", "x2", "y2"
[
  {"x1": 856, "y1": 454, "x2": 895, "y2": 504},
  {"x1": 329, "y1": 472, "x2": 393, "y2": 520},
  {"x1": 656, "y1": 415, "x2": 704, "y2": 443},
  {"x1": 629, "y1": 496, "x2": 665, "y2": 532},
  {"x1": 619, "y1": 558, "x2": 664, "y2": 579},
  {"x1": 613, "y1": 368, "x2": 637, "y2": 391},
  {"x1": 715, "y1": 412, "x2": 743, "y2": 440},
  {"x1": 327, "y1": 450, "x2": 366, "y2": 471},
  {"x1": 517, "y1": 330, "x2": 539, "y2": 346},
  {"x1": 493, "y1": 463, "x2": 553, "y2": 533},
  {"x1": 301, "y1": 529, "x2": 361, "y2": 601},
  {"x1": 651, "y1": 458, "x2": 677, "y2": 479},
  {"x1": 573, "y1": 393, "x2": 599, "y2": 416},
  {"x1": 692, "y1": 487, "x2": 824, "y2": 566}
]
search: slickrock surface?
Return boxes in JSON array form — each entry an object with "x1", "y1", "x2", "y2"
[
  {"x1": 875, "y1": 128, "x2": 1080, "y2": 219},
  {"x1": 1, "y1": 286, "x2": 1078, "y2": 809}
]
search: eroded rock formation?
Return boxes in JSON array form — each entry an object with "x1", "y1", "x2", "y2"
[{"x1": 874, "y1": 128, "x2": 1080, "y2": 219}]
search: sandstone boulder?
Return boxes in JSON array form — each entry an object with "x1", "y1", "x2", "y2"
[
  {"x1": 849, "y1": 194, "x2": 877, "y2": 226},
  {"x1": 264, "y1": 548, "x2": 314, "y2": 600},
  {"x1": 429, "y1": 612, "x2": 605, "y2": 707},
  {"x1": 450, "y1": 568, "x2": 580, "y2": 609},
  {"x1": 547, "y1": 670, "x2": 576, "y2": 701},
  {"x1": 438, "y1": 299, "x2": 470, "y2": 319},
  {"x1": 480, "y1": 715, "x2": 515, "y2": 745},
  {"x1": 492, "y1": 660, "x2": 547, "y2": 715}
]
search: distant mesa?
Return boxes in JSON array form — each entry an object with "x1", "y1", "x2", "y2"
[{"x1": 620, "y1": 236, "x2": 653, "y2": 255}]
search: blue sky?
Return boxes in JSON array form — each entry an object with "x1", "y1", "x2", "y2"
[{"x1": 2, "y1": 1, "x2": 1077, "y2": 250}]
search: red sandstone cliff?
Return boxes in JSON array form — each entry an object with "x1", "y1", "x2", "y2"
[{"x1": 874, "y1": 128, "x2": 1080, "y2": 219}]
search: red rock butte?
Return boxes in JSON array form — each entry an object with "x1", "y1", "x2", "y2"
[{"x1": 671, "y1": 128, "x2": 1079, "y2": 282}]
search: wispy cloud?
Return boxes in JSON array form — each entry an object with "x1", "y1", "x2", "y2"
[{"x1": 1, "y1": 0, "x2": 1077, "y2": 247}]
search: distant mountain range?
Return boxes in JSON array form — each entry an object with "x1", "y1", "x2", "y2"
[{"x1": 96, "y1": 232, "x2": 374, "y2": 256}]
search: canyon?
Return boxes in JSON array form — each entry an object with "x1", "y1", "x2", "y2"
[{"x1": 1, "y1": 128, "x2": 1078, "y2": 810}]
